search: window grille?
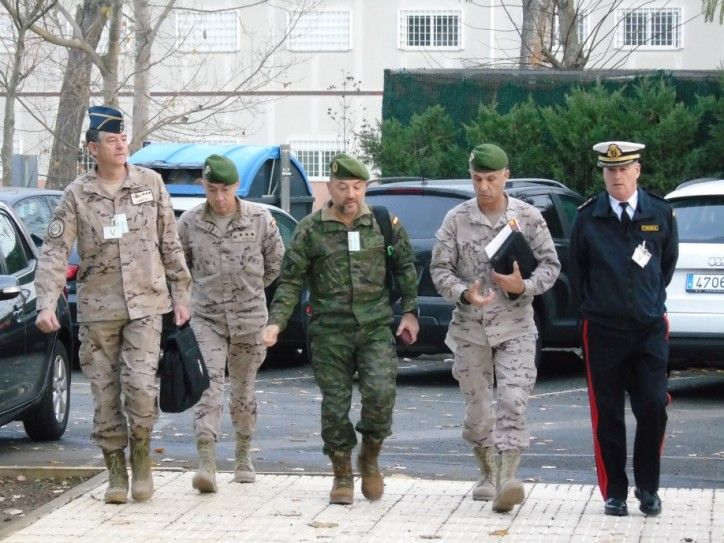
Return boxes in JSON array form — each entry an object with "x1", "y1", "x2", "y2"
[
  {"x1": 288, "y1": 10, "x2": 351, "y2": 51},
  {"x1": 177, "y1": 10, "x2": 240, "y2": 53},
  {"x1": 399, "y1": 10, "x2": 461, "y2": 50},
  {"x1": 290, "y1": 140, "x2": 345, "y2": 179},
  {"x1": 618, "y1": 8, "x2": 681, "y2": 48}
]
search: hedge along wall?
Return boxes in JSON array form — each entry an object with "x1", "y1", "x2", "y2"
[
  {"x1": 382, "y1": 69, "x2": 721, "y2": 124},
  {"x1": 380, "y1": 69, "x2": 722, "y2": 196}
]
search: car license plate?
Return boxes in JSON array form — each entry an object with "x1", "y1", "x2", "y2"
[{"x1": 685, "y1": 273, "x2": 724, "y2": 293}]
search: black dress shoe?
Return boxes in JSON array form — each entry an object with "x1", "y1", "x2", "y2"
[
  {"x1": 604, "y1": 498, "x2": 628, "y2": 516},
  {"x1": 635, "y1": 488, "x2": 662, "y2": 516}
]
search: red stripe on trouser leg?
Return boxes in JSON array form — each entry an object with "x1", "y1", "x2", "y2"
[{"x1": 582, "y1": 319, "x2": 609, "y2": 500}]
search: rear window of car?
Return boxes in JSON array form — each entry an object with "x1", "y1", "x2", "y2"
[
  {"x1": 669, "y1": 196, "x2": 724, "y2": 243},
  {"x1": 365, "y1": 193, "x2": 468, "y2": 239}
]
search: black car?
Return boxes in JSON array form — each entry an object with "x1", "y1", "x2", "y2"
[
  {"x1": 0, "y1": 188, "x2": 81, "y2": 363},
  {"x1": 365, "y1": 178, "x2": 584, "y2": 365},
  {"x1": 0, "y1": 202, "x2": 73, "y2": 440}
]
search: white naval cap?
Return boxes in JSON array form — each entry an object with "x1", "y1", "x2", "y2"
[{"x1": 593, "y1": 141, "x2": 645, "y2": 167}]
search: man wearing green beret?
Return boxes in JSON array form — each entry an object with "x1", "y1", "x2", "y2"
[
  {"x1": 177, "y1": 154, "x2": 285, "y2": 493},
  {"x1": 431, "y1": 143, "x2": 560, "y2": 512},
  {"x1": 262, "y1": 152, "x2": 419, "y2": 505}
]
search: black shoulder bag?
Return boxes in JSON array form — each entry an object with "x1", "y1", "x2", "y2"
[{"x1": 158, "y1": 323, "x2": 210, "y2": 413}]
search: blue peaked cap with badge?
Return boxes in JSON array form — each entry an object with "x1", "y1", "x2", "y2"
[{"x1": 88, "y1": 105, "x2": 124, "y2": 134}]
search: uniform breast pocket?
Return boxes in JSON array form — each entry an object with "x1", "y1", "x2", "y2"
[{"x1": 230, "y1": 236, "x2": 263, "y2": 277}]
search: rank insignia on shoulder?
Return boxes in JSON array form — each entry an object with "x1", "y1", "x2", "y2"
[
  {"x1": 640, "y1": 224, "x2": 660, "y2": 232},
  {"x1": 392, "y1": 216, "x2": 399, "y2": 225}
]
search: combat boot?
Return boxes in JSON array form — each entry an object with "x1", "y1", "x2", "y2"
[
  {"x1": 328, "y1": 450, "x2": 354, "y2": 505},
  {"x1": 234, "y1": 433, "x2": 256, "y2": 483},
  {"x1": 129, "y1": 436, "x2": 154, "y2": 501},
  {"x1": 357, "y1": 436, "x2": 384, "y2": 500},
  {"x1": 492, "y1": 449, "x2": 525, "y2": 512},
  {"x1": 102, "y1": 449, "x2": 128, "y2": 504},
  {"x1": 192, "y1": 438, "x2": 218, "y2": 493},
  {"x1": 472, "y1": 446, "x2": 496, "y2": 501}
]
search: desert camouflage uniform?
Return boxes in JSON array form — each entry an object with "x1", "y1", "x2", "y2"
[
  {"x1": 430, "y1": 196, "x2": 560, "y2": 451},
  {"x1": 268, "y1": 201, "x2": 418, "y2": 454},
  {"x1": 177, "y1": 198, "x2": 284, "y2": 440},
  {"x1": 35, "y1": 165, "x2": 191, "y2": 452}
]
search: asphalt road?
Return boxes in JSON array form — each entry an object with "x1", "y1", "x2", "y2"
[{"x1": 1, "y1": 351, "x2": 722, "y2": 490}]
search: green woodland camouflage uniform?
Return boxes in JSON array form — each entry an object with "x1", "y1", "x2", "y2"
[
  {"x1": 430, "y1": 196, "x2": 560, "y2": 451},
  {"x1": 35, "y1": 165, "x2": 191, "y2": 452},
  {"x1": 267, "y1": 201, "x2": 418, "y2": 454},
  {"x1": 177, "y1": 197, "x2": 284, "y2": 440}
]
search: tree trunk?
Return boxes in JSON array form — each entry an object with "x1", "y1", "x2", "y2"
[
  {"x1": 101, "y1": 0, "x2": 123, "y2": 105},
  {"x1": 558, "y1": 0, "x2": 584, "y2": 69},
  {"x1": 1, "y1": 28, "x2": 26, "y2": 187},
  {"x1": 45, "y1": 1, "x2": 107, "y2": 189},
  {"x1": 131, "y1": 0, "x2": 152, "y2": 153},
  {"x1": 519, "y1": 0, "x2": 553, "y2": 69}
]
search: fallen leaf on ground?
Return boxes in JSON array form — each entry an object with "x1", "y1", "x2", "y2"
[
  {"x1": 489, "y1": 528, "x2": 509, "y2": 536},
  {"x1": 308, "y1": 521, "x2": 338, "y2": 528}
]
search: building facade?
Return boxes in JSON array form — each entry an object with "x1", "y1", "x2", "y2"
[{"x1": 1, "y1": 0, "x2": 722, "y2": 201}]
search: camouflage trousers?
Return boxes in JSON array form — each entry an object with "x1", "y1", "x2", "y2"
[
  {"x1": 78, "y1": 315, "x2": 162, "y2": 452},
  {"x1": 191, "y1": 317, "x2": 266, "y2": 441},
  {"x1": 309, "y1": 322, "x2": 398, "y2": 455},
  {"x1": 451, "y1": 334, "x2": 537, "y2": 451}
]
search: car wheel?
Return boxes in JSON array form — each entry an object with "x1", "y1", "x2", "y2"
[{"x1": 23, "y1": 342, "x2": 71, "y2": 441}]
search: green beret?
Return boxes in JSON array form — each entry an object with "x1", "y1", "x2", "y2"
[
  {"x1": 202, "y1": 154, "x2": 238, "y2": 185},
  {"x1": 469, "y1": 144, "x2": 509, "y2": 172},
  {"x1": 329, "y1": 153, "x2": 369, "y2": 181}
]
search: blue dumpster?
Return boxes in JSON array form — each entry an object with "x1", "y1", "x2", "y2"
[{"x1": 129, "y1": 143, "x2": 314, "y2": 221}]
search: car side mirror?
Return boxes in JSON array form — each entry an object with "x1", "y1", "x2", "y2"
[{"x1": 0, "y1": 275, "x2": 22, "y2": 300}]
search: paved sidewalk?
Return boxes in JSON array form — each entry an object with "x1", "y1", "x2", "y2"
[{"x1": 2, "y1": 472, "x2": 721, "y2": 542}]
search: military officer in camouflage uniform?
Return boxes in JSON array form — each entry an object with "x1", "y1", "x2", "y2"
[
  {"x1": 35, "y1": 105, "x2": 191, "y2": 504},
  {"x1": 430, "y1": 144, "x2": 560, "y2": 512},
  {"x1": 176, "y1": 154, "x2": 284, "y2": 493},
  {"x1": 262, "y1": 153, "x2": 419, "y2": 505}
]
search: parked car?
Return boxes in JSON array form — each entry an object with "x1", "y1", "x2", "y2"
[
  {"x1": 664, "y1": 178, "x2": 724, "y2": 367},
  {"x1": 0, "y1": 187, "x2": 63, "y2": 242},
  {"x1": 365, "y1": 178, "x2": 584, "y2": 366},
  {"x1": 171, "y1": 196, "x2": 308, "y2": 365},
  {"x1": 0, "y1": 201, "x2": 73, "y2": 440},
  {"x1": 0, "y1": 188, "x2": 81, "y2": 364}
]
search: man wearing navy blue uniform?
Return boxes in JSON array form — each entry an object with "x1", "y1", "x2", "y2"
[{"x1": 570, "y1": 141, "x2": 678, "y2": 517}]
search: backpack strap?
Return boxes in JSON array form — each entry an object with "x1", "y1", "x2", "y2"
[{"x1": 371, "y1": 205, "x2": 394, "y2": 260}]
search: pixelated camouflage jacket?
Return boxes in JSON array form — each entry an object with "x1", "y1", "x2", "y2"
[
  {"x1": 268, "y1": 201, "x2": 418, "y2": 331},
  {"x1": 35, "y1": 165, "x2": 191, "y2": 322},
  {"x1": 177, "y1": 198, "x2": 284, "y2": 336},
  {"x1": 430, "y1": 196, "x2": 560, "y2": 347}
]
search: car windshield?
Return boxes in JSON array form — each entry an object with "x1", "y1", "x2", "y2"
[
  {"x1": 365, "y1": 193, "x2": 468, "y2": 239},
  {"x1": 669, "y1": 196, "x2": 724, "y2": 243}
]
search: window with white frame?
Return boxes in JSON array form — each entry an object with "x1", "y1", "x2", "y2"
[
  {"x1": 177, "y1": 9, "x2": 239, "y2": 53},
  {"x1": 617, "y1": 7, "x2": 681, "y2": 48},
  {"x1": 288, "y1": 10, "x2": 351, "y2": 52},
  {"x1": 399, "y1": 9, "x2": 461, "y2": 50},
  {"x1": 290, "y1": 140, "x2": 345, "y2": 180}
]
